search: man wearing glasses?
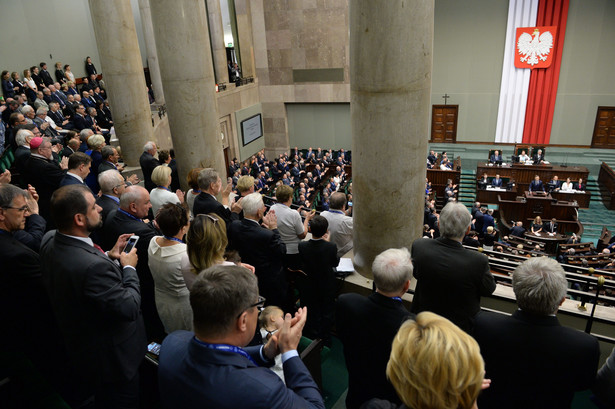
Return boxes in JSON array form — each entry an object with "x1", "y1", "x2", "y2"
[{"x1": 159, "y1": 264, "x2": 324, "y2": 409}]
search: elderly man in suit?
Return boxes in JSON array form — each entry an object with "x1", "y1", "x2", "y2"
[
  {"x1": 473, "y1": 257, "x2": 600, "y2": 408},
  {"x1": 337, "y1": 248, "x2": 414, "y2": 409},
  {"x1": 96, "y1": 169, "x2": 125, "y2": 224},
  {"x1": 103, "y1": 185, "x2": 164, "y2": 341},
  {"x1": 41, "y1": 185, "x2": 146, "y2": 408},
  {"x1": 139, "y1": 140, "x2": 160, "y2": 191},
  {"x1": 489, "y1": 149, "x2": 502, "y2": 163},
  {"x1": 411, "y1": 202, "x2": 496, "y2": 333},
  {"x1": 158, "y1": 264, "x2": 324, "y2": 409},
  {"x1": 228, "y1": 193, "x2": 287, "y2": 308},
  {"x1": 193, "y1": 168, "x2": 242, "y2": 227},
  {"x1": 529, "y1": 175, "x2": 545, "y2": 192}
]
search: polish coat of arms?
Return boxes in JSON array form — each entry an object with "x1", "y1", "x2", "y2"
[{"x1": 515, "y1": 26, "x2": 556, "y2": 69}]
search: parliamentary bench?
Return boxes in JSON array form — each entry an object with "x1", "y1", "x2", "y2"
[
  {"x1": 562, "y1": 254, "x2": 613, "y2": 267},
  {"x1": 559, "y1": 242, "x2": 595, "y2": 256},
  {"x1": 503, "y1": 235, "x2": 546, "y2": 251}
]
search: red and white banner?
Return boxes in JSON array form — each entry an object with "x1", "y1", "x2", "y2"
[{"x1": 515, "y1": 26, "x2": 556, "y2": 69}]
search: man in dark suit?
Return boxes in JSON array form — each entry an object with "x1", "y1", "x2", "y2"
[
  {"x1": 337, "y1": 248, "x2": 414, "y2": 409},
  {"x1": 489, "y1": 149, "x2": 502, "y2": 163},
  {"x1": 23, "y1": 137, "x2": 68, "y2": 222},
  {"x1": 39, "y1": 63, "x2": 54, "y2": 86},
  {"x1": 103, "y1": 185, "x2": 164, "y2": 341},
  {"x1": 473, "y1": 257, "x2": 600, "y2": 409},
  {"x1": 96, "y1": 170, "x2": 124, "y2": 224},
  {"x1": 533, "y1": 148, "x2": 545, "y2": 164},
  {"x1": 13, "y1": 128, "x2": 35, "y2": 176},
  {"x1": 41, "y1": 185, "x2": 146, "y2": 408},
  {"x1": 411, "y1": 202, "x2": 496, "y2": 333},
  {"x1": 228, "y1": 192, "x2": 287, "y2": 308},
  {"x1": 298, "y1": 215, "x2": 339, "y2": 341},
  {"x1": 482, "y1": 208, "x2": 495, "y2": 235},
  {"x1": 545, "y1": 217, "x2": 558, "y2": 233},
  {"x1": 193, "y1": 168, "x2": 242, "y2": 226},
  {"x1": 99, "y1": 146, "x2": 140, "y2": 185},
  {"x1": 59, "y1": 151, "x2": 91, "y2": 187},
  {"x1": 491, "y1": 174, "x2": 503, "y2": 187},
  {"x1": 49, "y1": 101, "x2": 68, "y2": 128},
  {"x1": 139, "y1": 141, "x2": 160, "y2": 191},
  {"x1": 529, "y1": 175, "x2": 545, "y2": 192},
  {"x1": 509, "y1": 221, "x2": 526, "y2": 237},
  {"x1": 158, "y1": 265, "x2": 324, "y2": 409},
  {"x1": 71, "y1": 104, "x2": 88, "y2": 131}
]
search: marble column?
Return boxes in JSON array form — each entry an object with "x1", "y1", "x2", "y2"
[
  {"x1": 206, "y1": 0, "x2": 230, "y2": 84},
  {"x1": 138, "y1": 0, "x2": 165, "y2": 104},
  {"x1": 149, "y1": 0, "x2": 226, "y2": 191},
  {"x1": 88, "y1": 0, "x2": 154, "y2": 166},
  {"x1": 350, "y1": 0, "x2": 434, "y2": 277}
]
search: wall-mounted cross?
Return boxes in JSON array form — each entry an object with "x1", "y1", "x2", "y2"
[{"x1": 442, "y1": 94, "x2": 450, "y2": 105}]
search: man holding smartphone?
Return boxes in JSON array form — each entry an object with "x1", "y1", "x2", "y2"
[{"x1": 41, "y1": 184, "x2": 146, "y2": 408}]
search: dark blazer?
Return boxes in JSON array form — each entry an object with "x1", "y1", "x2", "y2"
[
  {"x1": 529, "y1": 180, "x2": 544, "y2": 192},
  {"x1": 61, "y1": 146, "x2": 75, "y2": 159},
  {"x1": 102, "y1": 209, "x2": 164, "y2": 340},
  {"x1": 139, "y1": 151, "x2": 160, "y2": 191},
  {"x1": 510, "y1": 225, "x2": 526, "y2": 237},
  {"x1": 410, "y1": 237, "x2": 495, "y2": 333},
  {"x1": 298, "y1": 239, "x2": 339, "y2": 340},
  {"x1": 96, "y1": 195, "x2": 119, "y2": 224},
  {"x1": 98, "y1": 160, "x2": 118, "y2": 174},
  {"x1": 228, "y1": 219, "x2": 287, "y2": 307},
  {"x1": 337, "y1": 293, "x2": 413, "y2": 409},
  {"x1": 491, "y1": 177, "x2": 503, "y2": 187},
  {"x1": 23, "y1": 155, "x2": 66, "y2": 222},
  {"x1": 71, "y1": 113, "x2": 88, "y2": 131},
  {"x1": 40, "y1": 231, "x2": 147, "y2": 385},
  {"x1": 158, "y1": 331, "x2": 324, "y2": 409},
  {"x1": 55, "y1": 69, "x2": 66, "y2": 83},
  {"x1": 49, "y1": 109, "x2": 65, "y2": 127},
  {"x1": 473, "y1": 310, "x2": 600, "y2": 409},
  {"x1": 14, "y1": 146, "x2": 31, "y2": 174},
  {"x1": 482, "y1": 213, "x2": 495, "y2": 234},
  {"x1": 59, "y1": 172, "x2": 86, "y2": 187},
  {"x1": 545, "y1": 221, "x2": 558, "y2": 233},
  {"x1": 40, "y1": 69, "x2": 54, "y2": 86},
  {"x1": 489, "y1": 154, "x2": 502, "y2": 163},
  {"x1": 533, "y1": 153, "x2": 545, "y2": 163},
  {"x1": 192, "y1": 193, "x2": 239, "y2": 228}
]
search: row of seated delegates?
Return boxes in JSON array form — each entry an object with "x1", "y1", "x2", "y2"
[
  {"x1": 1, "y1": 175, "x2": 614, "y2": 408},
  {"x1": 549, "y1": 175, "x2": 586, "y2": 192},
  {"x1": 426, "y1": 149, "x2": 453, "y2": 170},
  {"x1": 515, "y1": 148, "x2": 546, "y2": 164},
  {"x1": 291, "y1": 146, "x2": 351, "y2": 166}
]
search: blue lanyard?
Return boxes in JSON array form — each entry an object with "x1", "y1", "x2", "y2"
[
  {"x1": 391, "y1": 296, "x2": 403, "y2": 302},
  {"x1": 118, "y1": 208, "x2": 141, "y2": 222},
  {"x1": 192, "y1": 189, "x2": 201, "y2": 193},
  {"x1": 193, "y1": 338, "x2": 258, "y2": 366},
  {"x1": 157, "y1": 186, "x2": 170, "y2": 191},
  {"x1": 106, "y1": 160, "x2": 117, "y2": 169},
  {"x1": 164, "y1": 236, "x2": 184, "y2": 243},
  {"x1": 330, "y1": 210, "x2": 345, "y2": 215}
]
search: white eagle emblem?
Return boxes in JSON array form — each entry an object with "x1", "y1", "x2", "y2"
[{"x1": 517, "y1": 29, "x2": 554, "y2": 66}]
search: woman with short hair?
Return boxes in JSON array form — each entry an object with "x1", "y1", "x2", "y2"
[
  {"x1": 148, "y1": 203, "x2": 192, "y2": 333},
  {"x1": 150, "y1": 165, "x2": 184, "y2": 216}
]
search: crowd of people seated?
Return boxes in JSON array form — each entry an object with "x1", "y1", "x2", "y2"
[{"x1": 1, "y1": 58, "x2": 112, "y2": 155}]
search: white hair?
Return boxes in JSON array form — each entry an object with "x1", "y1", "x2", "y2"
[
  {"x1": 512, "y1": 257, "x2": 568, "y2": 315},
  {"x1": 372, "y1": 248, "x2": 413, "y2": 293},
  {"x1": 241, "y1": 193, "x2": 264, "y2": 217}
]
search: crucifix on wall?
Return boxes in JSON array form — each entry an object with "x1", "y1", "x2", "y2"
[{"x1": 442, "y1": 93, "x2": 450, "y2": 105}]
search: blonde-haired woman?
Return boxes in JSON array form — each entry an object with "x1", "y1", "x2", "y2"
[
  {"x1": 150, "y1": 164, "x2": 184, "y2": 216},
  {"x1": 184, "y1": 213, "x2": 232, "y2": 289},
  {"x1": 531, "y1": 216, "x2": 543, "y2": 234},
  {"x1": 364, "y1": 312, "x2": 489, "y2": 409}
]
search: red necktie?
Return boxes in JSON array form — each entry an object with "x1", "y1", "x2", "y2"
[{"x1": 93, "y1": 243, "x2": 106, "y2": 254}]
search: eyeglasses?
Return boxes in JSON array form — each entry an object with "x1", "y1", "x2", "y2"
[
  {"x1": 2, "y1": 205, "x2": 30, "y2": 213},
  {"x1": 237, "y1": 295, "x2": 266, "y2": 318}
]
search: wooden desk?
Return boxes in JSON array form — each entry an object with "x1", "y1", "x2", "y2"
[
  {"x1": 426, "y1": 167, "x2": 460, "y2": 201},
  {"x1": 525, "y1": 231, "x2": 568, "y2": 255},
  {"x1": 552, "y1": 191, "x2": 591, "y2": 209},
  {"x1": 598, "y1": 162, "x2": 615, "y2": 209},
  {"x1": 477, "y1": 162, "x2": 589, "y2": 193},
  {"x1": 497, "y1": 192, "x2": 582, "y2": 236},
  {"x1": 477, "y1": 186, "x2": 517, "y2": 204}
]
